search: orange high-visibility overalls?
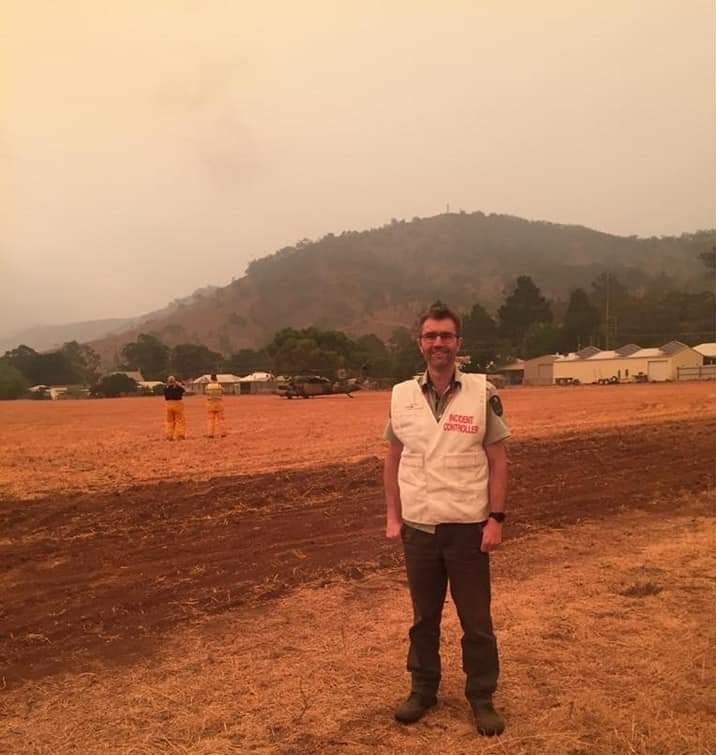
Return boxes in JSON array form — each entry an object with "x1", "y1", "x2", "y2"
[
  {"x1": 165, "y1": 400, "x2": 186, "y2": 440},
  {"x1": 205, "y1": 381, "x2": 226, "y2": 437}
]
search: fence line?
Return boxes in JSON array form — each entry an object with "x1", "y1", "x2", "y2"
[{"x1": 677, "y1": 365, "x2": 716, "y2": 381}]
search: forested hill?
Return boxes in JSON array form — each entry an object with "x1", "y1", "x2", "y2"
[{"x1": 91, "y1": 212, "x2": 715, "y2": 364}]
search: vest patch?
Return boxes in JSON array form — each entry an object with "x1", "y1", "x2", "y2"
[{"x1": 489, "y1": 394, "x2": 504, "y2": 417}]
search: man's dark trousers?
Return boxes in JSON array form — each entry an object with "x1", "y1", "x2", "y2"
[{"x1": 401, "y1": 522, "x2": 499, "y2": 702}]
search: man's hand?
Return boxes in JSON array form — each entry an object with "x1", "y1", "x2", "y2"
[
  {"x1": 480, "y1": 518, "x2": 503, "y2": 552},
  {"x1": 386, "y1": 516, "x2": 402, "y2": 539},
  {"x1": 384, "y1": 440, "x2": 404, "y2": 540}
]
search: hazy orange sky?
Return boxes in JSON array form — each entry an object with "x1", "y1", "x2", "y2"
[{"x1": 2, "y1": 1, "x2": 714, "y2": 334}]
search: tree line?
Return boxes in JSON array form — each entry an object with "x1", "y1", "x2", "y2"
[{"x1": 1, "y1": 268, "x2": 713, "y2": 400}]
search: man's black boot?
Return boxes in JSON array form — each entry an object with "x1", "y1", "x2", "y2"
[
  {"x1": 394, "y1": 692, "x2": 437, "y2": 724},
  {"x1": 470, "y1": 699, "x2": 505, "y2": 736}
]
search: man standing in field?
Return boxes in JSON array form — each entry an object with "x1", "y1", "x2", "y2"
[
  {"x1": 163, "y1": 375, "x2": 186, "y2": 440},
  {"x1": 384, "y1": 301, "x2": 510, "y2": 737},
  {"x1": 205, "y1": 373, "x2": 227, "y2": 438}
]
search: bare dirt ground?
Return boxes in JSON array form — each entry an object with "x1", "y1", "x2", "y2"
[
  {"x1": 2, "y1": 493, "x2": 714, "y2": 755},
  {"x1": 1, "y1": 383, "x2": 714, "y2": 754},
  {"x1": 1, "y1": 381, "x2": 714, "y2": 500}
]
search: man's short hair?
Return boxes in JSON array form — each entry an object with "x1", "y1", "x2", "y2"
[
  {"x1": 416, "y1": 300, "x2": 461, "y2": 337},
  {"x1": 210, "y1": 373, "x2": 218, "y2": 381}
]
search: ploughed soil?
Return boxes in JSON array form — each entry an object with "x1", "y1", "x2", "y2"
[{"x1": 2, "y1": 416, "x2": 714, "y2": 690}]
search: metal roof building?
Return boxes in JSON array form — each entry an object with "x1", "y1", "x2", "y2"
[
  {"x1": 524, "y1": 341, "x2": 703, "y2": 385},
  {"x1": 694, "y1": 343, "x2": 716, "y2": 364}
]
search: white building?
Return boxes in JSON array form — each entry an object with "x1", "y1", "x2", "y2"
[
  {"x1": 235, "y1": 371, "x2": 276, "y2": 395},
  {"x1": 524, "y1": 341, "x2": 703, "y2": 385},
  {"x1": 192, "y1": 374, "x2": 242, "y2": 394},
  {"x1": 693, "y1": 343, "x2": 716, "y2": 364}
]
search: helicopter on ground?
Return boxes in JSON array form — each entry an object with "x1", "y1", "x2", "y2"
[{"x1": 274, "y1": 374, "x2": 361, "y2": 399}]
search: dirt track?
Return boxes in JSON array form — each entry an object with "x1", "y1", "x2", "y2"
[{"x1": 2, "y1": 416, "x2": 714, "y2": 690}]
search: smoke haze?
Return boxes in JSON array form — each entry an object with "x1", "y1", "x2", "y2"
[{"x1": 2, "y1": 0, "x2": 714, "y2": 334}]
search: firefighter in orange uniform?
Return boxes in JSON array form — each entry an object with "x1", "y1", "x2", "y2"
[
  {"x1": 163, "y1": 375, "x2": 186, "y2": 440},
  {"x1": 205, "y1": 373, "x2": 226, "y2": 438}
]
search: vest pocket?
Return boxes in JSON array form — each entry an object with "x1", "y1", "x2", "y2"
[
  {"x1": 400, "y1": 452, "x2": 424, "y2": 468},
  {"x1": 444, "y1": 452, "x2": 480, "y2": 468},
  {"x1": 442, "y1": 452, "x2": 482, "y2": 492}
]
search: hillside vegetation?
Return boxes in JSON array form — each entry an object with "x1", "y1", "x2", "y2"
[{"x1": 84, "y1": 212, "x2": 714, "y2": 364}]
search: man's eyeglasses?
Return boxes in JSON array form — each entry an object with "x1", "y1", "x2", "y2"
[{"x1": 420, "y1": 331, "x2": 458, "y2": 343}]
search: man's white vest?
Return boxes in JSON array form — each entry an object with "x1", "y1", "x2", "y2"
[{"x1": 391, "y1": 373, "x2": 489, "y2": 525}]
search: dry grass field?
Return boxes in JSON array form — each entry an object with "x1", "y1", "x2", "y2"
[
  {"x1": 1, "y1": 381, "x2": 714, "y2": 500},
  {"x1": 1, "y1": 382, "x2": 715, "y2": 754}
]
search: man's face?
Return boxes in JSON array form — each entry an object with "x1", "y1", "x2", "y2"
[{"x1": 418, "y1": 317, "x2": 461, "y2": 370}]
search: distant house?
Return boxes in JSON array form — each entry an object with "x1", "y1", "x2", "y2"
[
  {"x1": 693, "y1": 343, "x2": 716, "y2": 365},
  {"x1": 524, "y1": 341, "x2": 703, "y2": 385},
  {"x1": 490, "y1": 359, "x2": 525, "y2": 385},
  {"x1": 138, "y1": 381, "x2": 165, "y2": 392},
  {"x1": 523, "y1": 354, "x2": 560, "y2": 386},
  {"x1": 192, "y1": 374, "x2": 242, "y2": 394},
  {"x1": 29, "y1": 384, "x2": 89, "y2": 400},
  {"x1": 681, "y1": 343, "x2": 716, "y2": 380},
  {"x1": 235, "y1": 372, "x2": 276, "y2": 395}
]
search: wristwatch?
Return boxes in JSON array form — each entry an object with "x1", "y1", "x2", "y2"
[{"x1": 488, "y1": 512, "x2": 506, "y2": 524}]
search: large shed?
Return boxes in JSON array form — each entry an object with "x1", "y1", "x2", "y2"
[
  {"x1": 192, "y1": 374, "x2": 242, "y2": 394},
  {"x1": 524, "y1": 341, "x2": 703, "y2": 385},
  {"x1": 491, "y1": 359, "x2": 525, "y2": 385},
  {"x1": 682, "y1": 343, "x2": 716, "y2": 380},
  {"x1": 235, "y1": 372, "x2": 276, "y2": 395},
  {"x1": 523, "y1": 355, "x2": 560, "y2": 386},
  {"x1": 693, "y1": 343, "x2": 716, "y2": 365}
]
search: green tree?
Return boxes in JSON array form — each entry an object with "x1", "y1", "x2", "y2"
[
  {"x1": 2, "y1": 345, "x2": 39, "y2": 382},
  {"x1": 563, "y1": 288, "x2": 600, "y2": 351},
  {"x1": 498, "y1": 276, "x2": 553, "y2": 347},
  {"x1": 386, "y1": 327, "x2": 422, "y2": 380},
  {"x1": 61, "y1": 341, "x2": 101, "y2": 384},
  {"x1": 121, "y1": 334, "x2": 170, "y2": 380},
  {"x1": 225, "y1": 348, "x2": 271, "y2": 374},
  {"x1": 589, "y1": 273, "x2": 632, "y2": 349},
  {"x1": 272, "y1": 336, "x2": 321, "y2": 375},
  {"x1": 522, "y1": 322, "x2": 565, "y2": 359},
  {"x1": 354, "y1": 334, "x2": 392, "y2": 377},
  {"x1": 617, "y1": 290, "x2": 716, "y2": 346},
  {"x1": 0, "y1": 362, "x2": 29, "y2": 399},
  {"x1": 91, "y1": 373, "x2": 139, "y2": 398},
  {"x1": 461, "y1": 302, "x2": 498, "y2": 371},
  {"x1": 171, "y1": 343, "x2": 223, "y2": 380},
  {"x1": 266, "y1": 327, "x2": 360, "y2": 377},
  {"x1": 700, "y1": 246, "x2": 716, "y2": 279},
  {"x1": 387, "y1": 326, "x2": 415, "y2": 352},
  {"x1": 3, "y1": 345, "x2": 79, "y2": 385}
]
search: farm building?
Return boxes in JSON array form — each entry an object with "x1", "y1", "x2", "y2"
[
  {"x1": 693, "y1": 343, "x2": 716, "y2": 364},
  {"x1": 28, "y1": 384, "x2": 89, "y2": 400},
  {"x1": 524, "y1": 341, "x2": 703, "y2": 385},
  {"x1": 490, "y1": 359, "x2": 525, "y2": 385},
  {"x1": 681, "y1": 343, "x2": 716, "y2": 380},
  {"x1": 192, "y1": 374, "x2": 242, "y2": 394},
  {"x1": 235, "y1": 372, "x2": 276, "y2": 395},
  {"x1": 138, "y1": 381, "x2": 164, "y2": 392}
]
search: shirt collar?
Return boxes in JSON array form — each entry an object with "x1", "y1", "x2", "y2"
[{"x1": 418, "y1": 368, "x2": 463, "y2": 391}]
